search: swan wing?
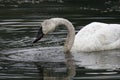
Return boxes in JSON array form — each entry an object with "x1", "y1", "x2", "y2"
[{"x1": 72, "y1": 22, "x2": 120, "y2": 52}]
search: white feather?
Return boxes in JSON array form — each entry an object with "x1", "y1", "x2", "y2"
[
  {"x1": 39, "y1": 18, "x2": 120, "y2": 52},
  {"x1": 72, "y1": 22, "x2": 120, "y2": 52}
]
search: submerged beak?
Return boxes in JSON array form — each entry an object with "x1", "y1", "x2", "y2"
[{"x1": 33, "y1": 27, "x2": 44, "y2": 43}]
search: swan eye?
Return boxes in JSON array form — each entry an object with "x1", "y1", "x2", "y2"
[{"x1": 33, "y1": 27, "x2": 44, "y2": 43}]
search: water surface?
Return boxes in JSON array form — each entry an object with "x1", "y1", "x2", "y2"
[{"x1": 0, "y1": 3, "x2": 120, "y2": 80}]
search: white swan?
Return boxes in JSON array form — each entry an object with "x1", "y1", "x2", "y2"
[{"x1": 33, "y1": 18, "x2": 120, "y2": 52}]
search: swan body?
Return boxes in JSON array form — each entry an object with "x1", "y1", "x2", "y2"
[
  {"x1": 72, "y1": 22, "x2": 120, "y2": 52},
  {"x1": 33, "y1": 18, "x2": 120, "y2": 52}
]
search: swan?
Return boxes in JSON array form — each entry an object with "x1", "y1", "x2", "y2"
[{"x1": 33, "y1": 18, "x2": 120, "y2": 52}]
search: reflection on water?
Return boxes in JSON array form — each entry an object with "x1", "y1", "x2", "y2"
[
  {"x1": 1, "y1": 47, "x2": 120, "y2": 80},
  {"x1": 73, "y1": 50, "x2": 120, "y2": 69},
  {"x1": 0, "y1": 3, "x2": 120, "y2": 80},
  {"x1": 1, "y1": 47, "x2": 75, "y2": 80}
]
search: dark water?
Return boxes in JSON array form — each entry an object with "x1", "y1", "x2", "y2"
[{"x1": 0, "y1": 3, "x2": 120, "y2": 80}]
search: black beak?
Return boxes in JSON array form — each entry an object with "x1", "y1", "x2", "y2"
[{"x1": 33, "y1": 27, "x2": 44, "y2": 43}]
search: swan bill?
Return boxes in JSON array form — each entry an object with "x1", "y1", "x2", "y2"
[{"x1": 33, "y1": 27, "x2": 44, "y2": 43}]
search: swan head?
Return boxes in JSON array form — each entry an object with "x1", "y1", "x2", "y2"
[
  {"x1": 33, "y1": 18, "x2": 75, "y2": 53},
  {"x1": 33, "y1": 19, "x2": 56, "y2": 43}
]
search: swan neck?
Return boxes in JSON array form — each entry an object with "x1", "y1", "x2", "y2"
[{"x1": 52, "y1": 18, "x2": 75, "y2": 53}]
